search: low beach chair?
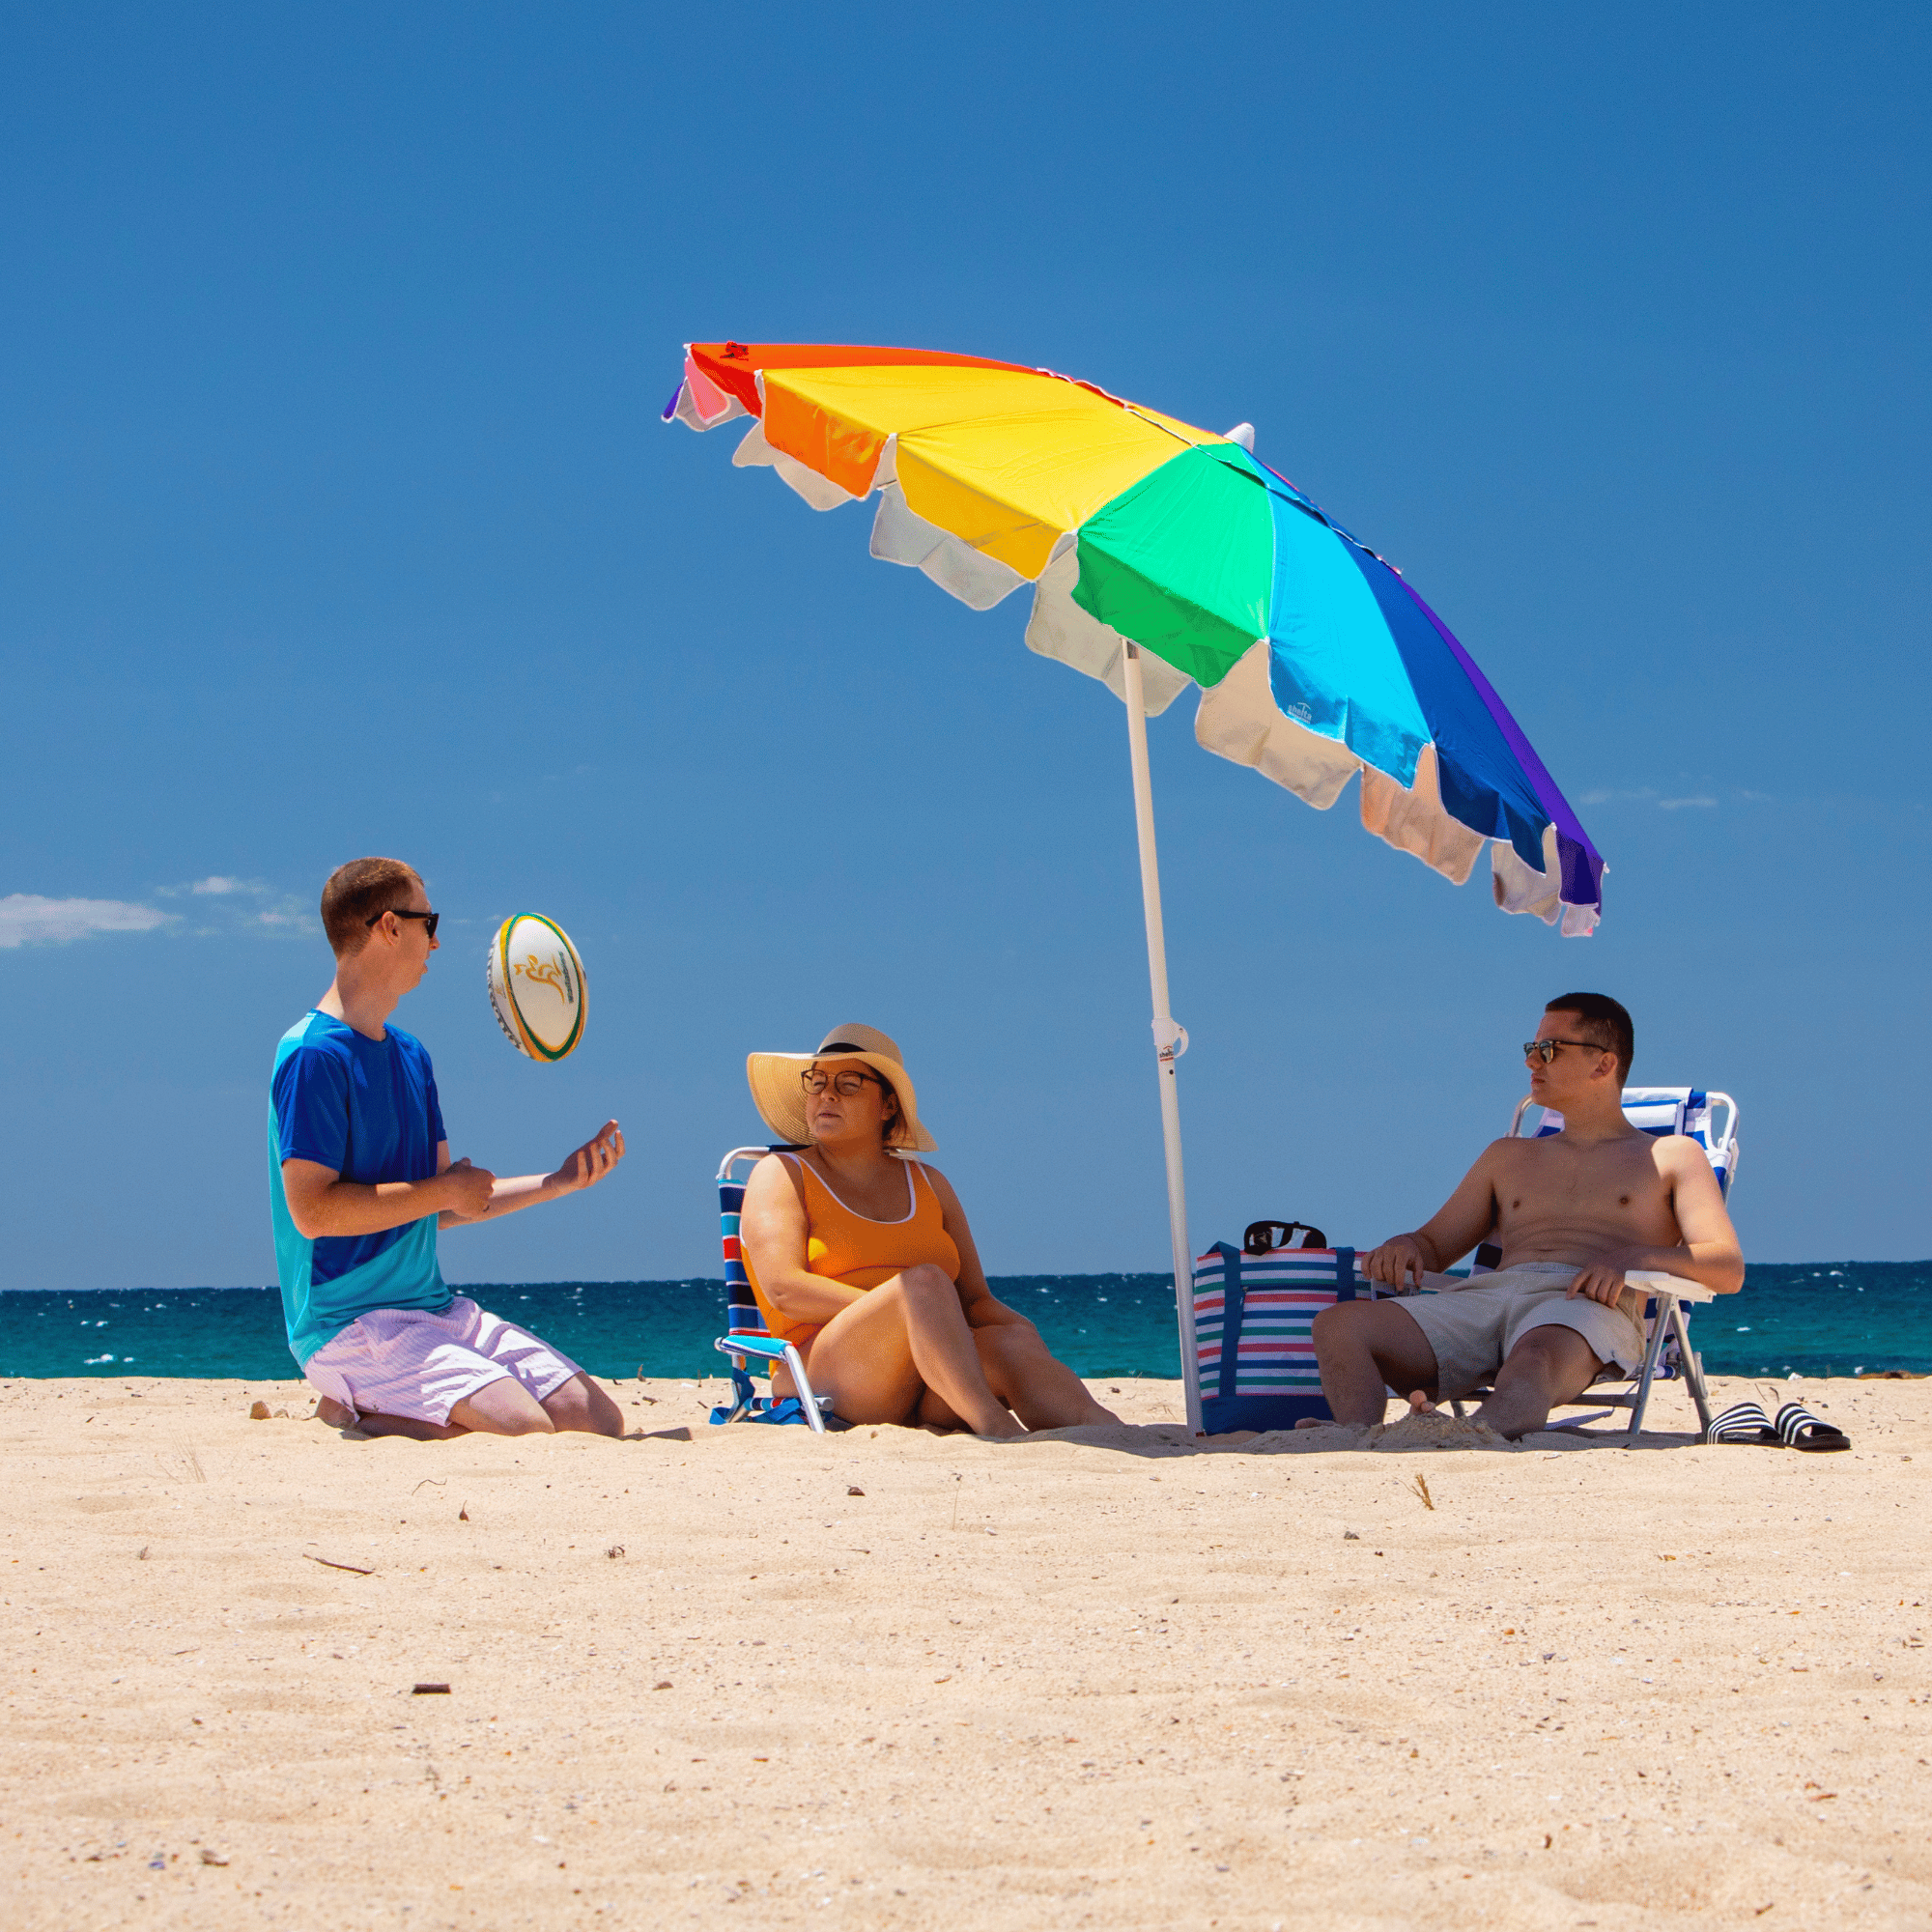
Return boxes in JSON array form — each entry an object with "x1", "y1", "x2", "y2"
[
  {"x1": 1445, "y1": 1086, "x2": 1740, "y2": 1439},
  {"x1": 709, "y1": 1145, "x2": 831, "y2": 1435}
]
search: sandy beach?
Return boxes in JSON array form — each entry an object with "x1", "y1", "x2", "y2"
[{"x1": 5, "y1": 1370, "x2": 1928, "y2": 1930}]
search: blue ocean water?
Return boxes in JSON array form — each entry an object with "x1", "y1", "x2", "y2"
[{"x1": 2, "y1": 1264, "x2": 1926, "y2": 1382}]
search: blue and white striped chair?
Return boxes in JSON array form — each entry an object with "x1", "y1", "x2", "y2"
[
  {"x1": 709, "y1": 1145, "x2": 830, "y2": 1435},
  {"x1": 1452, "y1": 1087, "x2": 1740, "y2": 1438}
]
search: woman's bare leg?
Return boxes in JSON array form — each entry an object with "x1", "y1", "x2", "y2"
[
  {"x1": 806, "y1": 1265, "x2": 1025, "y2": 1437},
  {"x1": 973, "y1": 1321, "x2": 1119, "y2": 1429}
]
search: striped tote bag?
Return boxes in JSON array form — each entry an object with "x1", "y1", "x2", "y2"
[{"x1": 1192, "y1": 1240, "x2": 1357, "y2": 1434}]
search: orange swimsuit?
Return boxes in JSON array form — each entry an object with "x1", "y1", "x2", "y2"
[{"x1": 746, "y1": 1153, "x2": 962, "y2": 1351}]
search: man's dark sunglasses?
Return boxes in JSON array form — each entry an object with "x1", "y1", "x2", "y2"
[
  {"x1": 367, "y1": 907, "x2": 440, "y2": 940},
  {"x1": 1522, "y1": 1037, "x2": 1608, "y2": 1065}
]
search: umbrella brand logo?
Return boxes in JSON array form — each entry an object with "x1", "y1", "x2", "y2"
[
  {"x1": 513, "y1": 952, "x2": 577, "y2": 1007},
  {"x1": 1285, "y1": 700, "x2": 1313, "y2": 723}
]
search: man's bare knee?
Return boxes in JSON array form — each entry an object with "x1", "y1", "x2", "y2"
[
  {"x1": 1501, "y1": 1326, "x2": 1604, "y2": 1388},
  {"x1": 542, "y1": 1374, "x2": 625, "y2": 1437},
  {"x1": 1478, "y1": 1329, "x2": 1606, "y2": 1435},
  {"x1": 1311, "y1": 1302, "x2": 1370, "y2": 1347},
  {"x1": 471, "y1": 1411, "x2": 554, "y2": 1436},
  {"x1": 449, "y1": 1380, "x2": 556, "y2": 1435}
]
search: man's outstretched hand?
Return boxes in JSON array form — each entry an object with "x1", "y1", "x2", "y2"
[{"x1": 552, "y1": 1121, "x2": 625, "y2": 1195}]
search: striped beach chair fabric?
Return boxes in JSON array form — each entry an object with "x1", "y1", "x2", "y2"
[
  {"x1": 1191, "y1": 1241, "x2": 1358, "y2": 1434},
  {"x1": 709, "y1": 1145, "x2": 829, "y2": 1435}
]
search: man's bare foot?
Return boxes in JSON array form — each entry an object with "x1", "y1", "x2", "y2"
[{"x1": 1406, "y1": 1389, "x2": 1439, "y2": 1417}]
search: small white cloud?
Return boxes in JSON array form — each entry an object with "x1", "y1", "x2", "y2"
[
  {"x1": 1579, "y1": 786, "x2": 1657, "y2": 806},
  {"x1": 0, "y1": 895, "x2": 172, "y2": 949},
  {"x1": 190, "y1": 875, "x2": 266, "y2": 895},
  {"x1": 248, "y1": 893, "x2": 319, "y2": 935},
  {"x1": 1659, "y1": 796, "x2": 1718, "y2": 810}
]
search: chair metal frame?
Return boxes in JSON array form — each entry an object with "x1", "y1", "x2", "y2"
[
  {"x1": 1444, "y1": 1088, "x2": 1740, "y2": 1441},
  {"x1": 711, "y1": 1144, "x2": 830, "y2": 1435}
]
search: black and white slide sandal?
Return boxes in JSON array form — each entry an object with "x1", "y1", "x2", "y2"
[
  {"x1": 1704, "y1": 1400, "x2": 1777, "y2": 1444},
  {"x1": 1774, "y1": 1401, "x2": 1851, "y2": 1452}
]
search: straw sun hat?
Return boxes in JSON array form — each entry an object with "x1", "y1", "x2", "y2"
[{"x1": 745, "y1": 1023, "x2": 937, "y2": 1154}]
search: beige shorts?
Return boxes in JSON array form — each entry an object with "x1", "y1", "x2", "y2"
[{"x1": 1397, "y1": 1263, "x2": 1645, "y2": 1399}]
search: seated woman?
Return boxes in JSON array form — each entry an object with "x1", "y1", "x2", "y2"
[{"x1": 737, "y1": 1023, "x2": 1119, "y2": 1439}]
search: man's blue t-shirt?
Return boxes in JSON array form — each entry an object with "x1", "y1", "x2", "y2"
[{"x1": 268, "y1": 1011, "x2": 452, "y2": 1367}]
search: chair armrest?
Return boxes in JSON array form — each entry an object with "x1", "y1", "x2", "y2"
[
  {"x1": 714, "y1": 1334, "x2": 795, "y2": 1358},
  {"x1": 1360, "y1": 1260, "x2": 1723, "y2": 1306},
  {"x1": 1624, "y1": 1269, "x2": 1717, "y2": 1304},
  {"x1": 1360, "y1": 1266, "x2": 1719, "y2": 1304},
  {"x1": 1358, "y1": 1270, "x2": 1467, "y2": 1295}
]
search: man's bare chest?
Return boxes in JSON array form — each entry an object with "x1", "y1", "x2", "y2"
[{"x1": 1495, "y1": 1140, "x2": 1675, "y2": 1231}]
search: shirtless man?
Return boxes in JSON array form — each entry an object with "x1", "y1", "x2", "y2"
[{"x1": 1305, "y1": 993, "x2": 1743, "y2": 1439}]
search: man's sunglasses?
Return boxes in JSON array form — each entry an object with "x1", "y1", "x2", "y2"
[
  {"x1": 1522, "y1": 1037, "x2": 1608, "y2": 1065},
  {"x1": 367, "y1": 908, "x2": 440, "y2": 940}
]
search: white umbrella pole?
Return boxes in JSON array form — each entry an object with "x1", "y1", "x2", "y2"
[{"x1": 1119, "y1": 641, "x2": 1204, "y2": 1435}]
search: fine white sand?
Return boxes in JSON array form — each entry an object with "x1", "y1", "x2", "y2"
[{"x1": 5, "y1": 1370, "x2": 1929, "y2": 1929}]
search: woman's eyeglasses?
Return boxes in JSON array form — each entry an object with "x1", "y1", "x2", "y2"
[
  {"x1": 367, "y1": 908, "x2": 440, "y2": 940},
  {"x1": 801, "y1": 1069, "x2": 885, "y2": 1098},
  {"x1": 1522, "y1": 1037, "x2": 1607, "y2": 1065}
]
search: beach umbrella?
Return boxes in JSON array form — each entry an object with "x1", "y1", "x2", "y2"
[{"x1": 666, "y1": 341, "x2": 1606, "y2": 1433}]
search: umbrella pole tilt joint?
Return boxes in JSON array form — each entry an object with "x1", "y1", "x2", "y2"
[{"x1": 1121, "y1": 643, "x2": 1204, "y2": 1436}]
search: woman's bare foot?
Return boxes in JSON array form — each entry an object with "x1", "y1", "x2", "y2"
[{"x1": 315, "y1": 1395, "x2": 359, "y2": 1429}]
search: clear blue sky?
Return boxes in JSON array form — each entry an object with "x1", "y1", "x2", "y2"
[{"x1": 3, "y1": 1, "x2": 1925, "y2": 1292}]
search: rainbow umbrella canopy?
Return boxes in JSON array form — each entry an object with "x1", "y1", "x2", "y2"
[{"x1": 667, "y1": 340, "x2": 1606, "y2": 1431}]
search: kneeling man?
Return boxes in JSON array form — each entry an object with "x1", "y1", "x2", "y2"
[
  {"x1": 1312, "y1": 993, "x2": 1743, "y2": 1438},
  {"x1": 270, "y1": 857, "x2": 626, "y2": 1439}
]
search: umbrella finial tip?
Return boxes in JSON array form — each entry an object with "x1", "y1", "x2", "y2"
[{"x1": 1223, "y1": 422, "x2": 1256, "y2": 451}]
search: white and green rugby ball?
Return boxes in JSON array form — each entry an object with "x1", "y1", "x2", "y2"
[{"x1": 487, "y1": 914, "x2": 587, "y2": 1063}]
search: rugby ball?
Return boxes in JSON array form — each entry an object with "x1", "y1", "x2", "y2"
[{"x1": 487, "y1": 914, "x2": 587, "y2": 1062}]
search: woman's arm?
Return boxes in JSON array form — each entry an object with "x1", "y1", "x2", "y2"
[
  {"x1": 919, "y1": 1166, "x2": 1033, "y2": 1328},
  {"x1": 737, "y1": 1154, "x2": 869, "y2": 1325}
]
